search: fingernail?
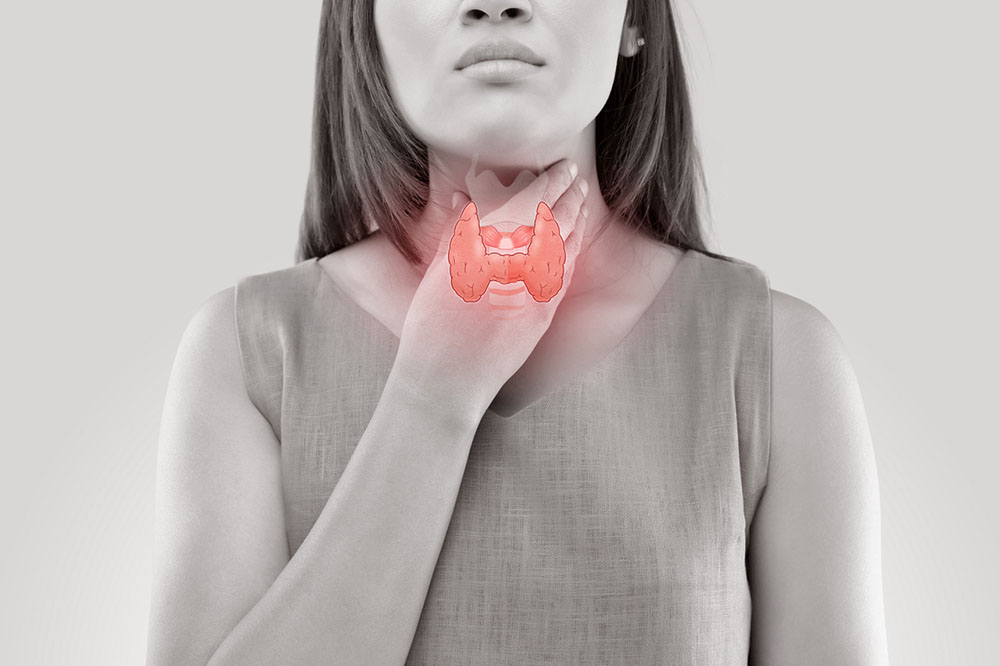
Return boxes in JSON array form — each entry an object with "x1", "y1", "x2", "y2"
[
  {"x1": 580, "y1": 178, "x2": 589, "y2": 196},
  {"x1": 569, "y1": 162, "x2": 578, "y2": 179},
  {"x1": 451, "y1": 192, "x2": 461, "y2": 209}
]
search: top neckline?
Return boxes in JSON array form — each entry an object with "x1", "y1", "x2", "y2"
[{"x1": 312, "y1": 247, "x2": 698, "y2": 421}]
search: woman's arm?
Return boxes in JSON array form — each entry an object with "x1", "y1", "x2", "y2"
[
  {"x1": 747, "y1": 290, "x2": 890, "y2": 665},
  {"x1": 145, "y1": 287, "x2": 485, "y2": 666}
]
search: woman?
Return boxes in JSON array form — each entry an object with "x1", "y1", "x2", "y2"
[{"x1": 146, "y1": 1, "x2": 890, "y2": 664}]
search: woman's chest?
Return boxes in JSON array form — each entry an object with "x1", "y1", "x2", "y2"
[
  {"x1": 404, "y1": 407, "x2": 751, "y2": 662},
  {"x1": 277, "y1": 337, "x2": 754, "y2": 661}
]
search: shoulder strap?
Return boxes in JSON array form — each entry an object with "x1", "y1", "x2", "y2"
[
  {"x1": 688, "y1": 252, "x2": 772, "y2": 529},
  {"x1": 233, "y1": 260, "x2": 318, "y2": 441},
  {"x1": 723, "y1": 256, "x2": 773, "y2": 528}
]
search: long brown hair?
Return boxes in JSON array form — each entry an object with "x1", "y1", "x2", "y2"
[{"x1": 296, "y1": 0, "x2": 730, "y2": 266}]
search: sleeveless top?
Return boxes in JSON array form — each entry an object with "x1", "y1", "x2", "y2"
[{"x1": 233, "y1": 247, "x2": 773, "y2": 665}]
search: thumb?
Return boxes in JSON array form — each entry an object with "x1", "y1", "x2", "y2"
[{"x1": 451, "y1": 190, "x2": 471, "y2": 212}]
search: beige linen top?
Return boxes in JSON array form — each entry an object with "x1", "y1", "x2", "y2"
[{"x1": 234, "y1": 247, "x2": 773, "y2": 665}]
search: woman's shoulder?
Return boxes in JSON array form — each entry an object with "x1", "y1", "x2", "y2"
[
  {"x1": 672, "y1": 248, "x2": 774, "y2": 336},
  {"x1": 686, "y1": 249, "x2": 845, "y2": 372},
  {"x1": 756, "y1": 274, "x2": 861, "y2": 500},
  {"x1": 770, "y1": 287, "x2": 849, "y2": 390},
  {"x1": 686, "y1": 250, "x2": 839, "y2": 343}
]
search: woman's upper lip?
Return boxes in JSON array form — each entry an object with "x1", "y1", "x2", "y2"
[{"x1": 455, "y1": 38, "x2": 545, "y2": 70}]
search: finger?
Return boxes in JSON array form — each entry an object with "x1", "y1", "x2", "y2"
[
  {"x1": 451, "y1": 190, "x2": 470, "y2": 211},
  {"x1": 562, "y1": 206, "x2": 589, "y2": 263},
  {"x1": 539, "y1": 158, "x2": 578, "y2": 208},
  {"x1": 550, "y1": 174, "x2": 589, "y2": 243},
  {"x1": 559, "y1": 203, "x2": 593, "y2": 279}
]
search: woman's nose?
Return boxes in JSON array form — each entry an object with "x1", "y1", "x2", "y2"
[{"x1": 459, "y1": 0, "x2": 533, "y2": 25}]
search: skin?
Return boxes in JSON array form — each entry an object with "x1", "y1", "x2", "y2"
[
  {"x1": 752, "y1": 292, "x2": 891, "y2": 664},
  {"x1": 372, "y1": 1, "x2": 892, "y2": 661},
  {"x1": 145, "y1": 2, "x2": 890, "y2": 663},
  {"x1": 372, "y1": 0, "x2": 647, "y2": 293},
  {"x1": 327, "y1": 0, "x2": 678, "y2": 417}
]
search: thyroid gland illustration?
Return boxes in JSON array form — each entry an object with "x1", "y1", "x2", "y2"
[{"x1": 447, "y1": 200, "x2": 566, "y2": 305}]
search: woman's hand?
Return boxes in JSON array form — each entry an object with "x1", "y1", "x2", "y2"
[{"x1": 393, "y1": 158, "x2": 589, "y2": 413}]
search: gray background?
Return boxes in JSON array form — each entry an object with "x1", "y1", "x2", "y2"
[{"x1": 1, "y1": 1, "x2": 995, "y2": 663}]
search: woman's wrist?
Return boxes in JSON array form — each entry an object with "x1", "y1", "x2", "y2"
[{"x1": 382, "y1": 360, "x2": 489, "y2": 434}]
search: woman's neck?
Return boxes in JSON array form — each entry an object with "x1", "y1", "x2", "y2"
[{"x1": 410, "y1": 122, "x2": 615, "y2": 272}]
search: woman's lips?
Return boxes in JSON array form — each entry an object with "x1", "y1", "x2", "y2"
[
  {"x1": 458, "y1": 59, "x2": 542, "y2": 83},
  {"x1": 455, "y1": 38, "x2": 545, "y2": 70}
]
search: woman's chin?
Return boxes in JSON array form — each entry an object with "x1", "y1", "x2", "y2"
[{"x1": 438, "y1": 127, "x2": 555, "y2": 160}]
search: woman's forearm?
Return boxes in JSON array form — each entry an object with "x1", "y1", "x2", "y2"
[{"x1": 205, "y1": 365, "x2": 485, "y2": 666}]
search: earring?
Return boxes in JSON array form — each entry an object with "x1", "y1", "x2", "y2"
[{"x1": 621, "y1": 34, "x2": 645, "y2": 57}]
